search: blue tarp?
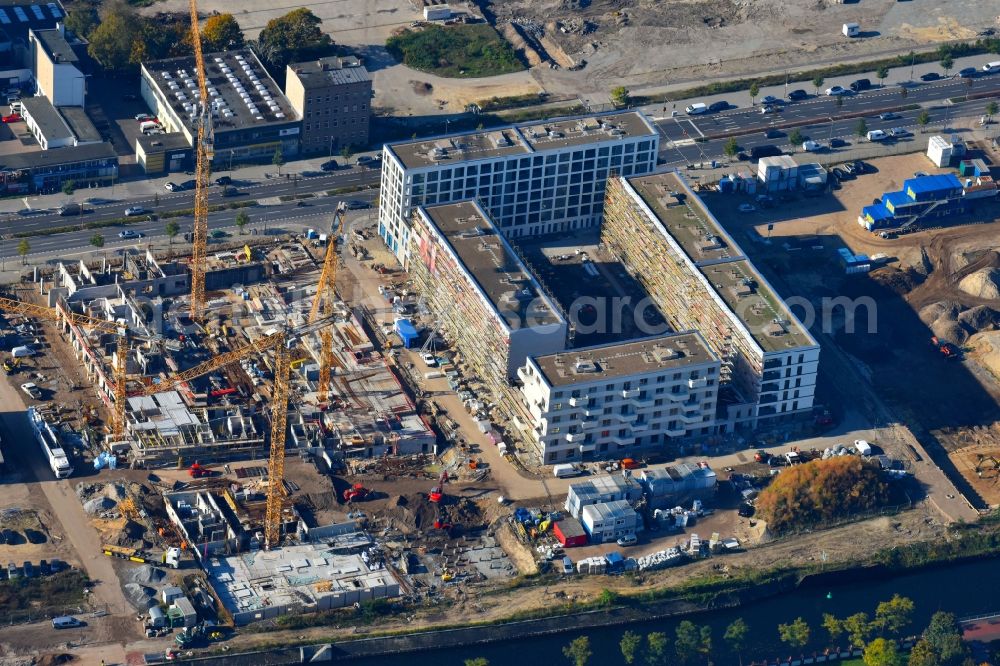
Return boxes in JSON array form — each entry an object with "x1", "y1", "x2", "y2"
[{"x1": 394, "y1": 319, "x2": 418, "y2": 348}]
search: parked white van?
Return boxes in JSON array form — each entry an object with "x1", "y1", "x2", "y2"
[
  {"x1": 553, "y1": 463, "x2": 580, "y2": 478},
  {"x1": 685, "y1": 102, "x2": 708, "y2": 115},
  {"x1": 866, "y1": 129, "x2": 887, "y2": 142},
  {"x1": 138, "y1": 120, "x2": 160, "y2": 133}
]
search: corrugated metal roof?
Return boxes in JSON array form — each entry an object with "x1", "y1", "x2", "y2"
[{"x1": 903, "y1": 173, "x2": 962, "y2": 195}]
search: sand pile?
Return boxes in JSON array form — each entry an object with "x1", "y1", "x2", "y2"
[
  {"x1": 83, "y1": 496, "x2": 117, "y2": 515},
  {"x1": 127, "y1": 564, "x2": 166, "y2": 585},
  {"x1": 959, "y1": 267, "x2": 1000, "y2": 300},
  {"x1": 958, "y1": 305, "x2": 1000, "y2": 333},
  {"x1": 124, "y1": 583, "x2": 157, "y2": 610}
]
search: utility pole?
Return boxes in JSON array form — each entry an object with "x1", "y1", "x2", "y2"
[
  {"x1": 784, "y1": 70, "x2": 789, "y2": 98},
  {"x1": 910, "y1": 52, "x2": 915, "y2": 82}
]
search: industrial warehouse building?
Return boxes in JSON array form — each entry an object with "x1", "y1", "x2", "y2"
[
  {"x1": 601, "y1": 171, "x2": 820, "y2": 432},
  {"x1": 520, "y1": 333, "x2": 721, "y2": 463},
  {"x1": 408, "y1": 200, "x2": 568, "y2": 401},
  {"x1": 379, "y1": 111, "x2": 659, "y2": 265},
  {"x1": 139, "y1": 49, "x2": 301, "y2": 168}
]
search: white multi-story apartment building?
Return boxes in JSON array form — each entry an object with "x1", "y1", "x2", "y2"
[
  {"x1": 602, "y1": 171, "x2": 821, "y2": 431},
  {"x1": 408, "y1": 200, "x2": 568, "y2": 401},
  {"x1": 379, "y1": 111, "x2": 659, "y2": 265},
  {"x1": 518, "y1": 333, "x2": 721, "y2": 464}
]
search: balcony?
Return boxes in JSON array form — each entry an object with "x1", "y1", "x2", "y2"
[
  {"x1": 665, "y1": 390, "x2": 691, "y2": 402},
  {"x1": 565, "y1": 431, "x2": 584, "y2": 443},
  {"x1": 610, "y1": 411, "x2": 638, "y2": 423},
  {"x1": 583, "y1": 407, "x2": 599, "y2": 418},
  {"x1": 621, "y1": 388, "x2": 640, "y2": 399},
  {"x1": 679, "y1": 411, "x2": 705, "y2": 424},
  {"x1": 632, "y1": 421, "x2": 650, "y2": 433},
  {"x1": 688, "y1": 377, "x2": 708, "y2": 389},
  {"x1": 760, "y1": 382, "x2": 780, "y2": 394},
  {"x1": 569, "y1": 396, "x2": 588, "y2": 407},
  {"x1": 762, "y1": 370, "x2": 782, "y2": 382}
]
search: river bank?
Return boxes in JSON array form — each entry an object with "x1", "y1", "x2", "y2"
[{"x1": 174, "y1": 519, "x2": 1000, "y2": 665}]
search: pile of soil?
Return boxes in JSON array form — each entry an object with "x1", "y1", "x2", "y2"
[
  {"x1": 870, "y1": 266, "x2": 923, "y2": 296},
  {"x1": 124, "y1": 582, "x2": 157, "y2": 611},
  {"x1": 958, "y1": 305, "x2": 1000, "y2": 333},
  {"x1": 127, "y1": 564, "x2": 165, "y2": 585},
  {"x1": 373, "y1": 493, "x2": 484, "y2": 534},
  {"x1": 919, "y1": 300, "x2": 1000, "y2": 345},
  {"x1": 83, "y1": 496, "x2": 117, "y2": 515},
  {"x1": 36, "y1": 655, "x2": 75, "y2": 666},
  {"x1": 958, "y1": 267, "x2": 1000, "y2": 299}
]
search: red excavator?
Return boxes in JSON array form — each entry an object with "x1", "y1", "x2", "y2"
[
  {"x1": 188, "y1": 462, "x2": 211, "y2": 478},
  {"x1": 428, "y1": 470, "x2": 449, "y2": 503},
  {"x1": 343, "y1": 484, "x2": 370, "y2": 502}
]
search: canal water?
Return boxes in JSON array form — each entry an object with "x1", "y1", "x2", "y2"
[{"x1": 343, "y1": 556, "x2": 1000, "y2": 665}]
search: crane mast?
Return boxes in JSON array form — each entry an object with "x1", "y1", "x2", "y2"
[
  {"x1": 309, "y1": 204, "x2": 347, "y2": 404},
  {"x1": 188, "y1": 0, "x2": 213, "y2": 321}
]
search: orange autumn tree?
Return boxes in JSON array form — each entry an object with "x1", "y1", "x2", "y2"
[{"x1": 755, "y1": 456, "x2": 890, "y2": 533}]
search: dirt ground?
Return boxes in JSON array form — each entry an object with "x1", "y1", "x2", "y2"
[
  {"x1": 717, "y1": 146, "x2": 1000, "y2": 508},
  {"x1": 489, "y1": 0, "x2": 1000, "y2": 97}
]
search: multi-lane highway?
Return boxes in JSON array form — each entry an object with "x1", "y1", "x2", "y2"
[{"x1": 3, "y1": 72, "x2": 998, "y2": 260}]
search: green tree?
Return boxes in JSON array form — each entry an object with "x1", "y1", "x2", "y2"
[
  {"x1": 464, "y1": 659, "x2": 489, "y2": 666},
  {"x1": 907, "y1": 638, "x2": 938, "y2": 666},
  {"x1": 874, "y1": 595, "x2": 914, "y2": 636},
  {"x1": 235, "y1": 210, "x2": 250, "y2": 235},
  {"x1": 836, "y1": 94, "x2": 845, "y2": 108},
  {"x1": 939, "y1": 53, "x2": 954, "y2": 74},
  {"x1": 675, "y1": 621, "x2": 700, "y2": 665},
  {"x1": 562, "y1": 636, "x2": 591, "y2": 666},
  {"x1": 986, "y1": 100, "x2": 998, "y2": 122},
  {"x1": 822, "y1": 613, "x2": 843, "y2": 643},
  {"x1": 697, "y1": 625, "x2": 712, "y2": 662},
  {"x1": 843, "y1": 612, "x2": 873, "y2": 648},
  {"x1": 90, "y1": 233, "x2": 105, "y2": 249},
  {"x1": 856, "y1": 118, "x2": 869, "y2": 139},
  {"x1": 87, "y1": 3, "x2": 142, "y2": 72},
  {"x1": 923, "y1": 611, "x2": 970, "y2": 666},
  {"x1": 64, "y1": 3, "x2": 100, "y2": 39},
  {"x1": 863, "y1": 638, "x2": 903, "y2": 666},
  {"x1": 917, "y1": 110, "x2": 931, "y2": 132},
  {"x1": 255, "y1": 8, "x2": 332, "y2": 73},
  {"x1": 778, "y1": 617, "x2": 810, "y2": 649},
  {"x1": 749, "y1": 81, "x2": 760, "y2": 105},
  {"x1": 272, "y1": 146, "x2": 285, "y2": 175},
  {"x1": 610, "y1": 86, "x2": 630, "y2": 108},
  {"x1": 876, "y1": 65, "x2": 889, "y2": 87},
  {"x1": 724, "y1": 618, "x2": 749, "y2": 665},
  {"x1": 61, "y1": 180, "x2": 75, "y2": 195},
  {"x1": 165, "y1": 220, "x2": 180, "y2": 255},
  {"x1": 340, "y1": 145, "x2": 354, "y2": 163},
  {"x1": 723, "y1": 137, "x2": 740, "y2": 158},
  {"x1": 645, "y1": 632, "x2": 668, "y2": 666},
  {"x1": 812, "y1": 75, "x2": 825, "y2": 96},
  {"x1": 200, "y1": 13, "x2": 244, "y2": 51},
  {"x1": 788, "y1": 129, "x2": 804, "y2": 148},
  {"x1": 596, "y1": 588, "x2": 617, "y2": 607},
  {"x1": 620, "y1": 631, "x2": 642, "y2": 665},
  {"x1": 17, "y1": 238, "x2": 30, "y2": 264}
]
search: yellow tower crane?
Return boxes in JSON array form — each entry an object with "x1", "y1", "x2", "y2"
[
  {"x1": 308, "y1": 203, "x2": 347, "y2": 404},
  {"x1": 0, "y1": 296, "x2": 129, "y2": 437},
  {"x1": 187, "y1": 0, "x2": 213, "y2": 321}
]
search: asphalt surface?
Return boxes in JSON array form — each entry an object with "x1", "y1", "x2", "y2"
[{"x1": 5, "y1": 74, "x2": 999, "y2": 259}]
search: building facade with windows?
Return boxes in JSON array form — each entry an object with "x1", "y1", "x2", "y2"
[
  {"x1": 379, "y1": 111, "x2": 659, "y2": 265},
  {"x1": 601, "y1": 171, "x2": 820, "y2": 431},
  {"x1": 518, "y1": 333, "x2": 721, "y2": 463},
  {"x1": 284, "y1": 56, "x2": 371, "y2": 155}
]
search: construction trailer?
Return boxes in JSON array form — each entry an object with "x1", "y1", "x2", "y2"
[
  {"x1": 858, "y1": 174, "x2": 968, "y2": 232},
  {"x1": 601, "y1": 172, "x2": 820, "y2": 432},
  {"x1": 552, "y1": 517, "x2": 588, "y2": 547},
  {"x1": 565, "y1": 474, "x2": 643, "y2": 519},
  {"x1": 638, "y1": 462, "x2": 717, "y2": 510},
  {"x1": 580, "y1": 500, "x2": 642, "y2": 544}
]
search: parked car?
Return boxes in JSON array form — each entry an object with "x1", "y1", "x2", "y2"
[
  {"x1": 802, "y1": 140, "x2": 823, "y2": 152},
  {"x1": 749, "y1": 144, "x2": 782, "y2": 161},
  {"x1": 958, "y1": 67, "x2": 978, "y2": 79},
  {"x1": 180, "y1": 180, "x2": 196, "y2": 190},
  {"x1": 52, "y1": 616, "x2": 83, "y2": 629},
  {"x1": 214, "y1": 176, "x2": 232, "y2": 186},
  {"x1": 118, "y1": 230, "x2": 142, "y2": 239},
  {"x1": 221, "y1": 186, "x2": 239, "y2": 197},
  {"x1": 829, "y1": 138, "x2": 848, "y2": 148},
  {"x1": 878, "y1": 112, "x2": 898, "y2": 120},
  {"x1": 7, "y1": 562, "x2": 18, "y2": 579},
  {"x1": 920, "y1": 72, "x2": 942, "y2": 82},
  {"x1": 320, "y1": 159, "x2": 339, "y2": 172},
  {"x1": 760, "y1": 104, "x2": 778, "y2": 114},
  {"x1": 787, "y1": 89, "x2": 808, "y2": 101},
  {"x1": 164, "y1": 181, "x2": 179, "y2": 192},
  {"x1": 420, "y1": 353, "x2": 437, "y2": 367},
  {"x1": 763, "y1": 128, "x2": 784, "y2": 139},
  {"x1": 849, "y1": 78, "x2": 872, "y2": 92},
  {"x1": 356, "y1": 155, "x2": 379, "y2": 167},
  {"x1": 124, "y1": 205, "x2": 146, "y2": 217},
  {"x1": 889, "y1": 127, "x2": 911, "y2": 137},
  {"x1": 21, "y1": 561, "x2": 34, "y2": 578},
  {"x1": 346, "y1": 200, "x2": 370, "y2": 210},
  {"x1": 134, "y1": 113, "x2": 154, "y2": 122},
  {"x1": 2, "y1": 113, "x2": 21, "y2": 123},
  {"x1": 57, "y1": 203, "x2": 82, "y2": 216},
  {"x1": 708, "y1": 100, "x2": 729, "y2": 113},
  {"x1": 37, "y1": 559, "x2": 50, "y2": 575},
  {"x1": 685, "y1": 102, "x2": 708, "y2": 115},
  {"x1": 561, "y1": 557, "x2": 574, "y2": 575},
  {"x1": 825, "y1": 85, "x2": 849, "y2": 96},
  {"x1": 616, "y1": 534, "x2": 638, "y2": 547},
  {"x1": 853, "y1": 160, "x2": 871, "y2": 174},
  {"x1": 737, "y1": 203, "x2": 756, "y2": 213},
  {"x1": 20, "y1": 382, "x2": 41, "y2": 399},
  {"x1": 760, "y1": 95, "x2": 780, "y2": 105}
]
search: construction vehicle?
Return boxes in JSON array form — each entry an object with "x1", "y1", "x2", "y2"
[
  {"x1": 930, "y1": 336, "x2": 961, "y2": 359},
  {"x1": 2, "y1": 356, "x2": 20, "y2": 374},
  {"x1": 102, "y1": 544, "x2": 181, "y2": 569},
  {"x1": 342, "y1": 483, "x2": 370, "y2": 502},
  {"x1": 976, "y1": 454, "x2": 1000, "y2": 478},
  {"x1": 428, "y1": 469, "x2": 448, "y2": 503},
  {"x1": 754, "y1": 450, "x2": 769, "y2": 463},
  {"x1": 188, "y1": 462, "x2": 211, "y2": 478}
]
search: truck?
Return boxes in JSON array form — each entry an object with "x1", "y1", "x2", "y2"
[
  {"x1": 29, "y1": 407, "x2": 72, "y2": 479},
  {"x1": 102, "y1": 544, "x2": 181, "y2": 569},
  {"x1": 553, "y1": 463, "x2": 581, "y2": 478},
  {"x1": 842, "y1": 22, "x2": 860, "y2": 38}
]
